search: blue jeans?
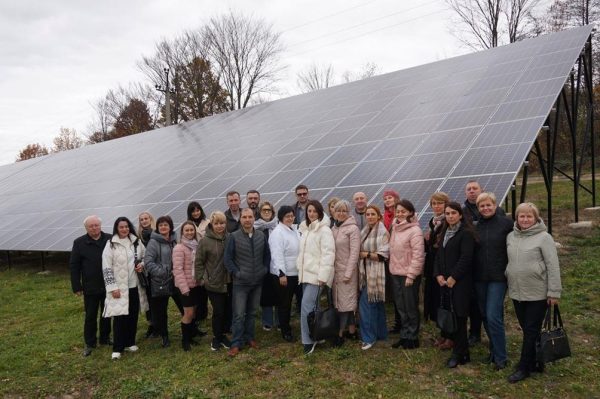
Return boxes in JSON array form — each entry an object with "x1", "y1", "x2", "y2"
[
  {"x1": 475, "y1": 281, "x2": 507, "y2": 364},
  {"x1": 231, "y1": 284, "x2": 262, "y2": 348},
  {"x1": 300, "y1": 283, "x2": 320, "y2": 345},
  {"x1": 358, "y1": 289, "x2": 387, "y2": 344},
  {"x1": 261, "y1": 306, "x2": 279, "y2": 327}
]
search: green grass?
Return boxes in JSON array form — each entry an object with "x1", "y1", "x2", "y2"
[{"x1": 1, "y1": 180, "x2": 600, "y2": 398}]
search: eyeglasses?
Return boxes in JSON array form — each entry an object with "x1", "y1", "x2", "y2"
[
  {"x1": 261, "y1": 208, "x2": 273, "y2": 213},
  {"x1": 296, "y1": 192, "x2": 308, "y2": 197}
]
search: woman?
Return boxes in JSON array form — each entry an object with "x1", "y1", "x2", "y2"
[
  {"x1": 474, "y1": 192, "x2": 513, "y2": 370},
  {"x1": 138, "y1": 211, "x2": 156, "y2": 338},
  {"x1": 327, "y1": 197, "x2": 340, "y2": 228},
  {"x1": 144, "y1": 215, "x2": 180, "y2": 348},
  {"x1": 254, "y1": 201, "x2": 279, "y2": 331},
  {"x1": 424, "y1": 192, "x2": 452, "y2": 349},
  {"x1": 268, "y1": 205, "x2": 300, "y2": 342},
  {"x1": 331, "y1": 200, "x2": 361, "y2": 346},
  {"x1": 297, "y1": 200, "x2": 335, "y2": 355},
  {"x1": 506, "y1": 202, "x2": 561, "y2": 383},
  {"x1": 389, "y1": 199, "x2": 424, "y2": 349},
  {"x1": 358, "y1": 205, "x2": 390, "y2": 350},
  {"x1": 434, "y1": 202, "x2": 476, "y2": 368},
  {"x1": 102, "y1": 217, "x2": 149, "y2": 360},
  {"x1": 173, "y1": 221, "x2": 201, "y2": 351},
  {"x1": 195, "y1": 211, "x2": 232, "y2": 351},
  {"x1": 186, "y1": 202, "x2": 209, "y2": 335}
]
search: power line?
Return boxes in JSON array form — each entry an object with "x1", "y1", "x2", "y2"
[{"x1": 283, "y1": 0, "x2": 379, "y2": 33}]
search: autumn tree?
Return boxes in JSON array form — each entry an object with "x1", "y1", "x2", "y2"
[
  {"x1": 16, "y1": 143, "x2": 49, "y2": 162},
  {"x1": 341, "y1": 62, "x2": 380, "y2": 83},
  {"x1": 113, "y1": 98, "x2": 153, "y2": 138},
  {"x1": 297, "y1": 63, "x2": 335, "y2": 93},
  {"x1": 52, "y1": 127, "x2": 83, "y2": 153},
  {"x1": 204, "y1": 11, "x2": 285, "y2": 109}
]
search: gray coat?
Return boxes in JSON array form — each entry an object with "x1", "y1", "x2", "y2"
[
  {"x1": 144, "y1": 231, "x2": 177, "y2": 297},
  {"x1": 506, "y1": 221, "x2": 561, "y2": 301}
]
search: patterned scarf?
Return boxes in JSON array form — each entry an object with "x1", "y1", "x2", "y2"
[
  {"x1": 443, "y1": 222, "x2": 461, "y2": 247},
  {"x1": 359, "y1": 222, "x2": 390, "y2": 302}
]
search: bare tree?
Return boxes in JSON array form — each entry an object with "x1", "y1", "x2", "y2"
[
  {"x1": 204, "y1": 11, "x2": 285, "y2": 109},
  {"x1": 297, "y1": 63, "x2": 335, "y2": 93},
  {"x1": 52, "y1": 127, "x2": 83, "y2": 153},
  {"x1": 505, "y1": 0, "x2": 542, "y2": 43},
  {"x1": 341, "y1": 62, "x2": 381, "y2": 83},
  {"x1": 446, "y1": 0, "x2": 503, "y2": 49}
]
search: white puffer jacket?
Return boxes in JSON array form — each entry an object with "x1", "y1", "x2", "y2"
[
  {"x1": 297, "y1": 216, "x2": 335, "y2": 287},
  {"x1": 269, "y1": 222, "x2": 300, "y2": 276},
  {"x1": 102, "y1": 234, "x2": 149, "y2": 317}
]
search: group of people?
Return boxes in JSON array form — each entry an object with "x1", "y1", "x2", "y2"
[{"x1": 70, "y1": 180, "x2": 562, "y2": 384}]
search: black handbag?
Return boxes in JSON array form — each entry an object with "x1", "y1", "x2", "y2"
[
  {"x1": 307, "y1": 286, "x2": 339, "y2": 341},
  {"x1": 133, "y1": 240, "x2": 148, "y2": 288},
  {"x1": 436, "y1": 287, "x2": 458, "y2": 334},
  {"x1": 536, "y1": 304, "x2": 571, "y2": 363}
]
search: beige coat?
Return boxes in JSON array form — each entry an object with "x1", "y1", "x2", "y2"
[{"x1": 332, "y1": 216, "x2": 361, "y2": 312}]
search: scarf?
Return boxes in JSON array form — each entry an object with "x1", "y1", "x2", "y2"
[
  {"x1": 383, "y1": 208, "x2": 395, "y2": 231},
  {"x1": 254, "y1": 217, "x2": 278, "y2": 232},
  {"x1": 359, "y1": 222, "x2": 389, "y2": 303},
  {"x1": 181, "y1": 238, "x2": 198, "y2": 278},
  {"x1": 432, "y1": 214, "x2": 445, "y2": 231},
  {"x1": 443, "y1": 222, "x2": 461, "y2": 247}
]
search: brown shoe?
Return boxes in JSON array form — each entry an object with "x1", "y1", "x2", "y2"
[
  {"x1": 438, "y1": 339, "x2": 454, "y2": 350},
  {"x1": 227, "y1": 347, "x2": 240, "y2": 357},
  {"x1": 433, "y1": 337, "x2": 446, "y2": 347},
  {"x1": 248, "y1": 340, "x2": 258, "y2": 349}
]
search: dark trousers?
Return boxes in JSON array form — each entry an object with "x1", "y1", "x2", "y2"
[
  {"x1": 150, "y1": 296, "x2": 170, "y2": 337},
  {"x1": 207, "y1": 290, "x2": 229, "y2": 341},
  {"x1": 277, "y1": 275, "x2": 299, "y2": 336},
  {"x1": 83, "y1": 293, "x2": 111, "y2": 346},
  {"x1": 196, "y1": 286, "x2": 209, "y2": 320},
  {"x1": 391, "y1": 275, "x2": 421, "y2": 340},
  {"x1": 513, "y1": 299, "x2": 548, "y2": 371},
  {"x1": 172, "y1": 292, "x2": 184, "y2": 316},
  {"x1": 452, "y1": 316, "x2": 469, "y2": 358},
  {"x1": 468, "y1": 288, "x2": 482, "y2": 338},
  {"x1": 113, "y1": 288, "x2": 140, "y2": 352},
  {"x1": 385, "y1": 261, "x2": 402, "y2": 328},
  {"x1": 226, "y1": 282, "x2": 233, "y2": 332}
]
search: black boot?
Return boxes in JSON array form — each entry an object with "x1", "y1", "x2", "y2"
[
  {"x1": 191, "y1": 319, "x2": 208, "y2": 338},
  {"x1": 161, "y1": 334, "x2": 170, "y2": 348},
  {"x1": 332, "y1": 336, "x2": 345, "y2": 348},
  {"x1": 181, "y1": 323, "x2": 191, "y2": 352},
  {"x1": 392, "y1": 338, "x2": 406, "y2": 349},
  {"x1": 145, "y1": 325, "x2": 155, "y2": 338}
]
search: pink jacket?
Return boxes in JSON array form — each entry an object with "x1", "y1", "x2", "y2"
[
  {"x1": 173, "y1": 239, "x2": 198, "y2": 294},
  {"x1": 332, "y1": 216, "x2": 361, "y2": 312},
  {"x1": 389, "y1": 220, "x2": 424, "y2": 280}
]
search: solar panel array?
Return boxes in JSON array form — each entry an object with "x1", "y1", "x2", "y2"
[{"x1": 0, "y1": 25, "x2": 592, "y2": 251}]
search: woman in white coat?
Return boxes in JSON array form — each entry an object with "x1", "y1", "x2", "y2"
[
  {"x1": 269, "y1": 205, "x2": 300, "y2": 342},
  {"x1": 297, "y1": 200, "x2": 335, "y2": 355},
  {"x1": 102, "y1": 217, "x2": 149, "y2": 360}
]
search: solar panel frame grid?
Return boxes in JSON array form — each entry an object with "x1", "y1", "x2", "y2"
[{"x1": 0, "y1": 26, "x2": 592, "y2": 251}]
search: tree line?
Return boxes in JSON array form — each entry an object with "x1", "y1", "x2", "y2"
[{"x1": 16, "y1": 2, "x2": 599, "y2": 165}]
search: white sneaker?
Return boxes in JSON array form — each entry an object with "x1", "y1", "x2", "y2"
[
  {"x1": 125, "y1": 345, "x2": 139, "y2": 352},
  {"x1": 361, "y1": 342, "x2": 374, "y2": 350},
  {"x1": 111, "y1": 352, "x2": 121, "y2": 360}
]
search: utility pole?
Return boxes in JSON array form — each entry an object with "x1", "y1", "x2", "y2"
[{"x1": 155, "y1": 68, "x2": 175, "y2": 126}]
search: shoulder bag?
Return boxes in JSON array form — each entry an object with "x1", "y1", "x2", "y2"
[
  {"x1": 536, "y1": 304, "x2": 571, "y2": 363},
  {"x1": 307, "y1": 285, "x2": 339, "y2": 341},
  {"x1": 133, "y1": 239, "x2": 148, "y2": 288},
  {"x1": 436, "y1": 286, "x2": 458, "y2": 334}
]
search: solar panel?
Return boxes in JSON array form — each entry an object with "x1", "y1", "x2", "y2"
[{"x1": 0, "y1": 26, "x2": 592, "y2": 251}]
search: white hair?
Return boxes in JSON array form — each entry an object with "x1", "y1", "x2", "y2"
[
  {"x1": 333, "y1": 199, "x2": 351, "y2": 212},
  {"x1": 83, "y1": 215, "x2": 101, "y2": 227}
]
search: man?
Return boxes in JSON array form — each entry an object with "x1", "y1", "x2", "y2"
[
  {"x1": 224, "y1": 208, "x2": 270, "y2": 356},
  {"x1": 225, "y1": 191, "x2": 241, "y2": 233},
  {"x1": 352, "y1": 191, "x2": 368, "y2": 231},
  {"x1": 292, "y1": 184, "x2": 309, "y2": 225},
  {"x1": 70, "y1": 215, "x2": 112, "y2": 357},
  {"x1": 246, "y1": 190, "x2": 261, "y2": 219}
]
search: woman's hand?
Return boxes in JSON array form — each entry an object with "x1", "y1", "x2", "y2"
[
  {"x1": 343, "y1": 277, "x2": 351, "y2": 284},
  {"x1": 182, "y1": 291, "x2": 189, "y2": 296},
  {"x1": 446, "y1": 277, "x2": 456, "y2": 288},
  {"x1": 359, "y1": 251, "x2": 368, "y2": 259},
  {"x1": 369, "y1": 252, "x2": 378, "y2": 261},
  {"x1": 547, "y1": 297, "x2": 559, "y2": 305},
  {"x1": 405, "y1": 277, "x2": 414, "y2": 287},
  {"x1": 318, "y1": 280, "x2": 325, "y2": 286},
  {"x1": 111, "y1": 290, "x2": 121, "y2": 299},
  {"x1": 134, "y1": 262, "x2": 144, "y2": 273},
  {"x1": 279, "y1": 276, "x2": 288, "y2": 287},
  {"x1": 436, "y1": 276, "x2": 446, "y2": 287}
]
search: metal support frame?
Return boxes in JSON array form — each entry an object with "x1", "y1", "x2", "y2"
[{"x1": 520, "y1": 34, "x2": 596, "y2": 234}]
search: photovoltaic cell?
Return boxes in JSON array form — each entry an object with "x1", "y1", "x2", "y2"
[{"x1": 0, "y1": 26, "x2": 591, "y2": 250}]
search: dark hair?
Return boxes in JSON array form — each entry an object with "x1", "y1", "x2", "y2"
[
  {"x1": 180, "y1": 220, "x2": 197, "y2": 241},
  {"x1": 435, "y1": 201, "x2": 477, "y2": 248},
  {"x1": 277, "y1": 205, "x2": 295, "y2": 221},
  {"x1": 112, "y1": 216, "x2": 137, "y2": 238},
  {"x1": 226, "y1": 191, "x2": 240, "y2": 199},
  {"x1": 246, "y1": 189, "x2": 260, "y2": 196},
  {"x1": 155, "y1": 215, "x2": 174, "y2": 234},
  {"x1": 295, "y1": 184, "x2": 308, "y2": 193},
  {"x1": 396, "y1": 199, "x2": 416, "y2": 223},
  {"x1": 187, "y1": 201, "x2": 206, "y2": 222},
  {"x1": 305, "y1": 200, "x2": 324, "y2": 227}
]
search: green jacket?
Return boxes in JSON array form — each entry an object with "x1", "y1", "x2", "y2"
[
  {"x1": 194, "y1": 226, "x2": 230, "y2": 293},
  {"x1": 506, "y1": 221, "x2": 562, "y2": 301}
]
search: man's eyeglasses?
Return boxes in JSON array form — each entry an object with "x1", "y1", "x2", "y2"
[{"x1": 296, "y1": 192, "x2": 308, "y2": 197}]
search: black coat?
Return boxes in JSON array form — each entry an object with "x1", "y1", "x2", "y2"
[
  {"x1": 423, "y1": 217, "x2": 443, "y2": 321},
  {"x1": 225, "y1": 209, "x2": 240, "y2": 233},
  {"x1": 463, "y1": 200, "x2": 506, "y2": 224},
  {"x1": 433, "y1": 226, "x2": 475, "y2": 317},
  {"x1": 474, "y1": 212, "x2": 513, "y2": 282},
  {"x1": 69, "y1": 232, "x2": 111, "y2": 295}
]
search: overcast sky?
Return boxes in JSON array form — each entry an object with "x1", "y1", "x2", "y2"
[{"x1": 0, "y1": 0, "x2": 468, "y2": 166}]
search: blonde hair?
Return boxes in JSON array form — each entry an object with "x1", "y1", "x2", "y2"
[
  {"x1": 137, "y1": 211, "x2": 155, "y2": 234},
  {"x1": 210, "y1": 211, "x2": 226, "y2": 224},
  {"x1": 333, "y1": 199, "x2": 351, "y2": 213},
  {"x1": 327, "y1": 197, "x2": 340, "y2": 212},
  {"x1": 476, "y1": 192, "x2": 497, "y2": 206},
  {"x1": 515, "y1": 202, "x2": 541, "y2": 223},
  {"x1": 429, "y1": 191, "x2": 450, "y2": 205}
]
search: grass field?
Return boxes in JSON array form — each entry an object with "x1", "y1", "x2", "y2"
[{"x1": 1, "y1": 180, "x2": 599, "y2": 398}]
